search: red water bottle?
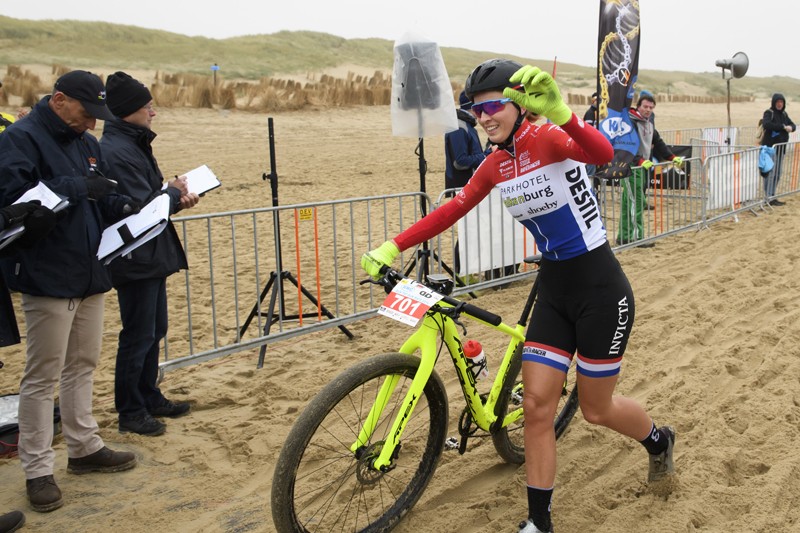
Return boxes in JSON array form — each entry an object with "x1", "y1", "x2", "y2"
[{"x1": 463, "y1": 340, "x2": 489, "y2": 380}]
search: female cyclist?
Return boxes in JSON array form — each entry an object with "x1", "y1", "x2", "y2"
[{"x1": 361, "y1": 59, "x2": 675, "y2": 533}]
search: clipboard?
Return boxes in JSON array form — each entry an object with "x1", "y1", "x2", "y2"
[
  {"x1": 97, "y1": 193, "x2": 171, "y2": 265},
  {"x1": 162, "y1": 165, "x2": 221, "y2": 196},
  {"x1": 0, "y1": 182, "x2": 69, "y2": 251}
]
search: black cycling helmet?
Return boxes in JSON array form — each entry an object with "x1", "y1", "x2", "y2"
[
  {"x1": 464, "y1": 58, "x2": 523, "y2": 100},
  {"x1": 465, "y1": 58, "x2": 526, "y2": 151}
]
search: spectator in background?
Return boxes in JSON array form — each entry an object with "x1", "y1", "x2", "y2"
[
  {"x1": 761, "y1": 93, "x2": 796, "y2": 206},
  {"x1": 101, "y1": 72, "x2": 199, "y2": 437},
  {"x1": 444, "y1": 90, "x2": 485, "y2": 195},
  {"x1": 639, "y1": 89, "x2": 656, "y2": 124},
  {"x1": 0, "y1": 70, "x2": 139, "y2": 513},
  {"x1": 445, "y1": 90, "x2": 485, "y2": 274},
  {"x1": 582, "y1": 92, "x2": 598, "y2": 127},
  {"x1": 617, "y1": 92, "x2": 682, "y2": 247}
]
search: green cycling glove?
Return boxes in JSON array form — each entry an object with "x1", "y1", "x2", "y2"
[
  {"x1": 504, "y1": 65, "x2": 572, "y2": 126},
  {"x1": 361, "y1": 241, "x2": 400, "y2": 279},
  {"x1": 641, "y1": 160, "x2": 654, "y2": 170},
  {"x1": 672, "y1": 156, "x2": 684, "y2": 168}
]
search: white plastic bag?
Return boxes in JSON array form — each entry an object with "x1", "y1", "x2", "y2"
[{"x1": 390, "y1": 32, "x2": 457, "y2": 138}]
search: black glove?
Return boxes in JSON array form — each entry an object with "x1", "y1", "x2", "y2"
[
  {"x1": 1, "y1": 201, "x2": 38, "y2": 226},
  {"x1": 121, "y1": 201, "x2": 141, "y2": 216},
  {"x1": 17, "y1": 204, "x2": 57, "y2": 248},
  {"x1": 85, "y1": 175, "x2": 117, "y2": 201}
]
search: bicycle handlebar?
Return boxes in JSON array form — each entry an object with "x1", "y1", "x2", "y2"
[{"x1": 375, "y1": 268, "x2": 503, "y2": 327}]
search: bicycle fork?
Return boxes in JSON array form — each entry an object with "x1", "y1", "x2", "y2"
[{"x1": 349, "y1": 316, "x2": 442, "y2": 471}]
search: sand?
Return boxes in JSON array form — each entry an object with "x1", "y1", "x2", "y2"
[{"x1": 2, "y1": 98, "x2": 800, "y2": 532}]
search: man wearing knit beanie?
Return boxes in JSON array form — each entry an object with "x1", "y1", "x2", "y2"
[
  {"x1": 105, "y1": 71, "x2": 153, "y2": 119},
  {"x1": 101, "y1": 72, "x2": 200, "y2": 436}
]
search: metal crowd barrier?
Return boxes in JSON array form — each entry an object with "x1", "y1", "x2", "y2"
[{"x1": 159, "y1": 136, "x2": 799, "y2": 374}]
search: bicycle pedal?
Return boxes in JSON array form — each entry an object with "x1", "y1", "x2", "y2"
[{"x1": 444, "y1": 437, "x2": 459, "y2": 450}]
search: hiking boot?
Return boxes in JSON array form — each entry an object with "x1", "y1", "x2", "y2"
[
  {"x1": 648, "y1": 425, "x2": 676, "y2": 482},
  {"x1": 67, "y1": 446, "x2": 137, "y2": 475},
  {"x1": 0, "y1": 509, "x2": 25, "y2": 532},
  {"x1": 149, "y1": 399, "x2": 191, "y2": 418},
  {"x1": 26, "y1": 475, "x2": 62, "y2": 512},
  {"x1": 518, "y1": 518, "x2": 554, "y2": 533},
  {"x1": 119, "y1": 412, "x2": 166, "y2": 436}
]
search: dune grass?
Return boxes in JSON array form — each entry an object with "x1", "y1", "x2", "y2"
[{"x1": 1, "y1": 15, "x2": 798, "y2": 101}]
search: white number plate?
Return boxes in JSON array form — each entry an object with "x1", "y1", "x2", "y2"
[{"x1": 377, "y1": 278, "x2": 445, "y2": 326}]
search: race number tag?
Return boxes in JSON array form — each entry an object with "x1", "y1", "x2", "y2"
[{"x1": 378, "y1": 278, "x2": 445, "y2": 326}]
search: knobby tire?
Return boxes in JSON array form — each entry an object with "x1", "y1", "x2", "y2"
[
  {"x1": 491, "y1": 346, "x2": 579, "y2": 464},
  {"x1": 271, "y1": 352, "x2": 449, "y2": 533}
]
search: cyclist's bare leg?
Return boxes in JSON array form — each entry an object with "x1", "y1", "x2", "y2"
[
  {"x1": 521, "y1": 361, "x2": 567, "y2": 486},
  {"x1": 576, "y1": 373, "x2": 652, "y2": 440}
]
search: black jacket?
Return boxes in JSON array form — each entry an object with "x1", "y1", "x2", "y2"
[
  {"x1": 0, "y1": 216, "x2": 19, "y2": 347},
  {"x1": 762, "y1": 93, "x2": 796, "y2": 147},
  {"x1": 99, "y1": 118, "x2": 188, "y2": 287},
  {"x1": 0, "y1": 97, "x2": 129, "y2": 298}
]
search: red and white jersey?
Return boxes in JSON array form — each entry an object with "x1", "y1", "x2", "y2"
[{"x1": 395, "y1": 114, "x2": 613, "y2": 261}]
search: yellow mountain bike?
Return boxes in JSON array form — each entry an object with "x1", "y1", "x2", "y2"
[{"x1": 271, "y1": 259, "x2": 579, "y2": 532}]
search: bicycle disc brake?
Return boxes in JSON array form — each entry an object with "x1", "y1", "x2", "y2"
[{"x1": 355, "y1": 440, "x2": 399, "y2": 484}]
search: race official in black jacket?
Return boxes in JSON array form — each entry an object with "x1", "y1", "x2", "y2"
[
  {"x1": 100, "y1": 71, "x2": 199, "y2": 437},
  {"x1": 0, "y1": 70, "x2": 138, "y2": 513}
]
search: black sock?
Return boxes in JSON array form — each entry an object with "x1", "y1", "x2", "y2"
[
  {"x1": 527, "y1": 485, "x2": 553, "y2": 531},
  {"x1": 640, "y1": 423, "x2": 668, "y2": 455}
]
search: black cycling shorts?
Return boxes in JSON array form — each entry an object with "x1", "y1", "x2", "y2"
[{"x1": 522, "y1": 242, "x2": 635, "y2": 378}]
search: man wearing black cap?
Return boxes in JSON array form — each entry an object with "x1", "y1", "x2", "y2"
[
  {"x1": 101, "y1": 71, "x2": 199, "y2": 436},
  {"x1": 0, "y1": 70, "x2": 139, "y2": 513}
]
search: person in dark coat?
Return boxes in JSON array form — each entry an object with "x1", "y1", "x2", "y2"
[
  {"x1": 761, "y1": 93, "x2": 796, "y2": 206},
  {"x1": 0, "y1": 70, "x2": 138, "y2": 513},
  {"x1": 101, "y1": 71, "x2": 200, "y2": 436},
  {"x1": 444, "y1": 90, "x2": 485, "y2": 194}
]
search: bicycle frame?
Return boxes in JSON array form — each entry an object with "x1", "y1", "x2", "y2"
[{"x1": 351, "y1": 302, "x2": 526, "y2": 471}]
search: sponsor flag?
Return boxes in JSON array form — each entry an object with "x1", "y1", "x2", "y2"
[{"x1": 594, "y1": 0, "x2": 641, "y2": 180}]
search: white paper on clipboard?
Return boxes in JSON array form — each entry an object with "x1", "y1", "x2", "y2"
[
  {"x1": 97, "y1": 194, "x2": 171, "y2": 265},
  {"x1": 0, "y1": 182, "x2": 69, "y2": 250},
  {"x1": 162, "y1": 165, "x2": 221, "y2": 196}
]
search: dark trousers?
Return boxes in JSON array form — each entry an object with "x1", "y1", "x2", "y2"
[
  {"x1": 115, "y1": 277, "x2": 168, "y2": 417},
  {"x1": 1, "y1": 276, "x2": 20, "y2": 348}
]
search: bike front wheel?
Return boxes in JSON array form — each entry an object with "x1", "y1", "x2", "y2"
[
  {"x1": 491, "y1": 348, "x2": 579, "y2": 464},
  {"x1": 271, "y1": 352, "x2": 449, "y2": 533}
]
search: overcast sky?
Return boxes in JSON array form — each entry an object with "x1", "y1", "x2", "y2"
[{"x1": 1, "y1": 1, "x2": 794, "y2": 79}]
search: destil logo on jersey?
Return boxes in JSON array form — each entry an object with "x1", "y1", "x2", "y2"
[{"x1": 564, "y1": 165, "x2": 600, "y2": 229}]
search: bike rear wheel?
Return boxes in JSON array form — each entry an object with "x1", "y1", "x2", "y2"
[
  {"x1": 271, "y1": 352, "x2": 449, "y2": 533},
  {"x1": 491, "y1": 348, "x2": 579, "y2": 464}
]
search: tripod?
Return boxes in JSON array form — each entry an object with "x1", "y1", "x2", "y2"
[{"x1": 240, "y1": 118, "x2": 353, "y2": 368}]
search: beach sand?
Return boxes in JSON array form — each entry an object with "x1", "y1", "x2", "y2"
[{"x1": 2, "y1": 99, "x2": 799, "y2": 532}]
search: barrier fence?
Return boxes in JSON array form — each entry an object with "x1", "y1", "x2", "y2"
[{"x1": 158, "y1": 131, "x2": 799, "y2": 374}]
